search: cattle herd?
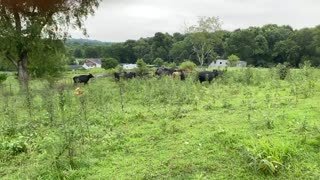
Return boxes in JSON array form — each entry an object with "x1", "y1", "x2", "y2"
[{"x1": 73, "y1": 68, "x2": 226, "y2": 85}]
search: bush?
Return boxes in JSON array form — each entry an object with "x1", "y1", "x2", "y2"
[
  {"x1": 0, "y1": 73, "x2": 8, "y2": 84},
  {"x1": 102, "y1": 57, "x2": 118, "y2": 69},
  {"x1": 227, "y1": 54, "x2": 240, "y2": 67},
  {"x1": 179, "y1": 60, "x2": 196, "y2": 71},
  {"x1": 136, "y1": 58, "x2": 148, "y2": 76},
  {"x1": 153, "y1": 58, "x2": 165, "y2": 67},
  {"x1": 276, "y1": 63, "x2": 290, "y2": 80}
]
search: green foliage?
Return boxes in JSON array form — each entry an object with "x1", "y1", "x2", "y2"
[
  {"x1": 276, "y1": 63, "x2": 290, "y2": 80},
  {"x1": 179, "y1": 60, "x2": 197, "y2": 71},
  {"x1": 136, "y1": 58, "x2": 148, "y2": 75},
  {"x1": 102, "y1": 57, "x2": 118, "y2": 69},
  {"x1": 28, "y1": 40, "x2": 67, "y2": 78},
  {"x1": 0, "y1": 73, "x2": 7, "y2": 84},
  {"x1": 151, "y1": 33, "x2": 173, "y2": 61},
  {"x1": 299, "y1": 60, "x2": 313, "y2": 78},
  {"x1": 170, "y1": 41, "x2": 192, "y2": 64},
  {"x1": 185, "y1": 16, "x2": 222, "y2": 33},
  {"x1": 65, "y1": 24, "x2": 320, "y2": 69},
  {"x1": 227, "y1": 54, "x2": 240, "y2": 67},
  {"x1": 273, "y1": 40, "x2": 301, "y2": 67},
  {"x1": 165, "y1": 62, "x2": 177, "y2": 69},
  {"x1": 0, "y1": 0, "x2": 100, "y2": 88},
  {"x1": 259, "y1": 157, "x2": 283, "y2": 175},
  {"x1": 186, "y1": 32, "x2": 218, "y2": 66},
  {"x1": 153, "y1": 57, "x2": 165, "y2": 66},
  {"x1": 73, "y1": 48, "x2": 83, "y2": 58},
  {"x1": 84, "y1": 47, "x2": 100, "y2": 58},
  {"x1": 1, "y1": 135, "x2": 28, "y2": 156},
  {"x1": 1, "y1": 68, "x2": 320, "y2": 179}
]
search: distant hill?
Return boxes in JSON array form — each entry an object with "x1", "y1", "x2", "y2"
[{"x1": 66, "y1": 38, "x2": 113, "y2": 46}]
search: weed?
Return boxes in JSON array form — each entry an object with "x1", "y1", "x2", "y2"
[{"x1": 259, "y1": 156, "x2": 283, "y2": 175}]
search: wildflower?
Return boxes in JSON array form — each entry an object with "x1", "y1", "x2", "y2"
[{"x1": 74, "y1": 87, "x2": 84, "y2": 96}]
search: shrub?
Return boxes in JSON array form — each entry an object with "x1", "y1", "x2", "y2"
[
  {"x1": 179, "y1": 60, "x2": 196, "y2": 71},
  {"x1": 136, "y1": 58, "x2": 149, "y2": 76},
  {"x1": 153, "y1": 58, "x2": 165, "y2": 67},
  {"x1": 102, "y1": 57, "x2": 118, "y2": 69},
  {"x1": 276, "y1": 63, "x2": 290, "y2": 80},
  {"x1": 165, "y1": 62, "x2": 177, "y2": 69},
  {"x1": 227, "y1": 54, "x2": 240, "y2": 67},
  {"x1": 0, "y1": 73, "x2": 7, "y2": 84},
  {"x1": 1, "y1": 136, "x2": 28, "y2": 155}
]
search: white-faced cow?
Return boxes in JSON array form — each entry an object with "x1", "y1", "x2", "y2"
[{"x1": 172, "y1": 70, "x2": 186, "y2": 80}]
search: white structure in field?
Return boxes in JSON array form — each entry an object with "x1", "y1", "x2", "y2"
[
  {"x1": 82, "y1": 58, "x2": 102, "y2": 69},
  {"x1": 121, "y1": 64, "x2": 138, "y2": 70},
  {"x1": 209, "y1": 59, "x2": 247, "y2": 68}
]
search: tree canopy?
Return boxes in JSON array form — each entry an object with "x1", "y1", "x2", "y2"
[
  {"x1": 66, "y1": 24, "x2": 320, "y2": 68},
  {"x1": 0, "y1": 0, "x2": 100, "y2": 89}
]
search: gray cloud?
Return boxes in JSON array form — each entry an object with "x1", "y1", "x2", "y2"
[{"x1": 70, "y1": 0, "x2": 320, "y2": 42}]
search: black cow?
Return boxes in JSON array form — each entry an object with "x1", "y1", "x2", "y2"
[
  {"x1": 114, "y1": 72, "x2": 121, "y2": 81},
  {"x1": 73, "y1": 73, "x2": 94, "y2": 85},
  {"x1": 114, "y1": 71, "x2": 137, "y2": 81},
  {"x1": 198, "y1": 69, "x2": 225, "y2": 83},
  {"x1": 155, "y1": 67, "x2": 175, "y2": 76},
  {"x1": 124, "y1": 72, "x2": 136, "y2": 79}
]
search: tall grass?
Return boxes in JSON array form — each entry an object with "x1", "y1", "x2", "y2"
[{"x1": 0, "y1": 68, "x2": 320, "y2": 179}]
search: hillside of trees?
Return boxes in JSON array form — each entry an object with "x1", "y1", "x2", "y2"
[
  {"x1": 66, "y1": 38, "x2": 113, "y2": 46},
  {"x1": 2, "y1": 24, "x2": 320, "y2": 74},
  {"x1": 66, "y1": 24, "x2": 320, "y2": 68}
]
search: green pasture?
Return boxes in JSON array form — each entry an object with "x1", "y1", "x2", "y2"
[{"x1": 0, "y1": 67, "x2": 319, "y2": 179}]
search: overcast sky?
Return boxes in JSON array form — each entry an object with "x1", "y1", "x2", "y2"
[{"x1": 70, "y1": 0, "x2": 320, "y2": 42}]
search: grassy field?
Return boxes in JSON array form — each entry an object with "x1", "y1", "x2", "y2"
[{"x1": 0, "y1": 67, "x2": 319, "y2": 179}]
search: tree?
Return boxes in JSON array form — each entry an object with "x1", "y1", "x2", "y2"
[
  {"x1": 151, "y1": 32, "x2": 173, "y2": 61},
  {"x1": 253, "y1": 34, "x2": 269, "y2": 66},
  {"x1": 184, "y1": 16, "x2": 222, "y2": 67},
  {"x1": 102, "y1": 57, "x2": 118, "y2": 69},
  {"x1": 133, "y1": 39, "x2": 152, "y2": 63},
  {"x1": 73, "y1": 48, "x2": 83, "y2": 58},
  {"x1": 227, "y1": 54, "x2": 240, "y2": 67},
  {"x1": 153, "y1": 57, "x2": 165, "y2": 66},
  {"x1": 122, "y1": 40, "x2": 137, "y2": 63},
  {"x1": 29, "y1": 40, "x2": 67, "y2": 78},
  {"x1": 273, "y1": 39, "x2": 301, "y2": 66},
  {"x1": 225, "y1": 28, "x2": 259, "y2": 65},
  {"x1": 261, "y1": 24, "x2": 293, "y2": 50},
  {"x1": 170, "y1": 40, "x2": 193, "y2": 64},
  {"x1": 84, "y1": 47, "x2": 100, "y2": 58},
  {"x1": 187, "y1": 32, "x2": 218, "y2": 66},
  {"x1": 185, "y1": 16, "x2": 222, "y2": 33},
  {"x1": 136, "y1": 58, "x2": 148, "y2": 76},
  {"x1": 0, "y1": 0, "x2": 100, "y2": 90}
]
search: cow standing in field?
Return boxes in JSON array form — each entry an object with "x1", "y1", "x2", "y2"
[
  {"x1": 172, "y1": 70, "x2": 186, "y2": 80},
  {"x1": 155, "y1": 67, "x2": 175, "y2": 76},
  {"x1": 198, "y1": 69, "x2": 225, "y2": 83},
  {"x1": 124, "y1": 72, "x2": 136, "y2": 79},
  {"x1": 114, "y1": 71, "x2": 137, "y2": 81},
  {"x1": 73, "y1": 73, "x2": 94, "y2": 85},
  {"x1": 156, "y1": 67, "x2": 186, "y2": 80},
  {"x1": 114, "y1": 72, "x2": 121, "y2": 81}
]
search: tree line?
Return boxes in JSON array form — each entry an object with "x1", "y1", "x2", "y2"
[
  {"x1": 1, "y1": 1, "x2": 319, "y2": 91},
  {"x1": 67, "y1": 24, "x2": 320, "y2": 68}
]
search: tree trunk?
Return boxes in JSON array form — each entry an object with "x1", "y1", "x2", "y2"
[{"x1": 18, "y1": 52, "x2": 29, "y2": 91}]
